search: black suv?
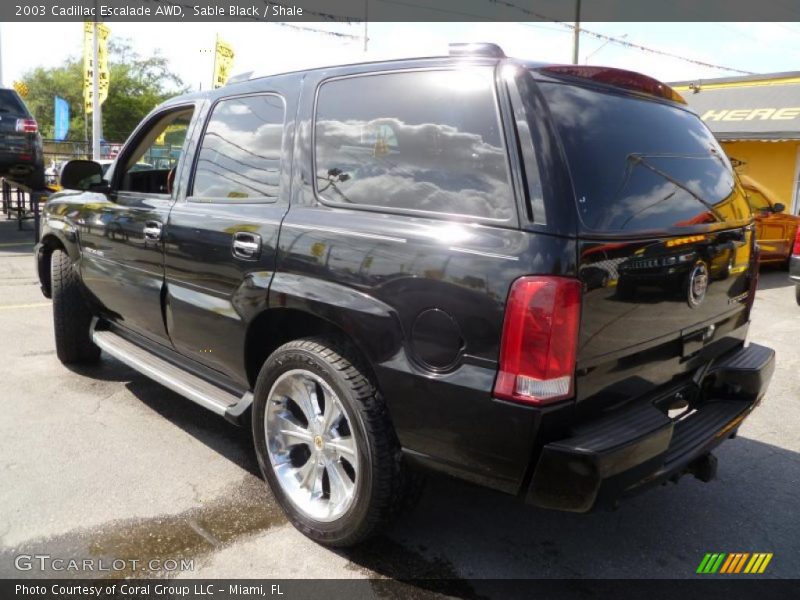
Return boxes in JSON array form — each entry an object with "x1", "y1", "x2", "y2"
[
  {"x1": 0, "y1": 88, "x2": 43, "y2": 188},
  {"x1": 36, "y1": 44, "x2": 774, "y2": 546}
]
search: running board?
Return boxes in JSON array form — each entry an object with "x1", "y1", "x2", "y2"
[{"x1": 91, "y1": 326, "x2": 253, "y2": 425}]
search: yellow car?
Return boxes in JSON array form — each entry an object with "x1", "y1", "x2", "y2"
[{"x1": 740, "y1": 175, "x2": 800, "y2": 266}]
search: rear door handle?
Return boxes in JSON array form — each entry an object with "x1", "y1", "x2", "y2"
[
  {"x1": 232, "y1": 231, "x2": 261, "y2": 260},
  {"x1": 143, "y1": 221, "x2": 162, "y2": 241}
]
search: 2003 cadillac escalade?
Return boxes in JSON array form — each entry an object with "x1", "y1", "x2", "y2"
[{"x1": 35, "y1": 43, "x2": 774, "y2": 547}]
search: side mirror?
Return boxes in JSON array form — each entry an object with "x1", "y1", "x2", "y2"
[
  {"x1": 59, "y1": 160, "x2": 105, "y2": 192},
  {"x1": 772, "y1": 202, "x2": 786, "y2": 213}
]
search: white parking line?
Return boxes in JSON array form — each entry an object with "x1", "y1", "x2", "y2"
[{"x1": 0, "y1": 302, "x2": 50, "y2": 310}]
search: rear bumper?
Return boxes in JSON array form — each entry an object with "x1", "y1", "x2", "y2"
[{"x1": 525, "y1": 342, "x2": 774, "y2": 512}]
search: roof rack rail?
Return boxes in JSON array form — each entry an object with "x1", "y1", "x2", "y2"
[{"x1": 448, "y1": 43, "x2": 506, "y2": 59}]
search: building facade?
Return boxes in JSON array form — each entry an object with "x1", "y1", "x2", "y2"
[{"x1": 672, "y1": 72, "x2": 800, "y2": 214}]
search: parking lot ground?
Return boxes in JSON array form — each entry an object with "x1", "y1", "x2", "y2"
[{"x1": 1, "y1": 216, "x2": 798, "y2": 590}]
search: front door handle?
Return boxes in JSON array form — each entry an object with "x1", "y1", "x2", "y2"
[
  {"x1": 143, "y1": 221, "x2": 162, "y2": 241},
  {"x1": 232, "y1": 231, "x2": 261, "y2": 260}
]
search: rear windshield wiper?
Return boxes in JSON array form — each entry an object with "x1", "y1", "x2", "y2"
[{"x1": 627, "y1": 153, "x2": 728, "y2": 223}]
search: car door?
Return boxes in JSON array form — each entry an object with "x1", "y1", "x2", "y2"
[
  {"x1": 78, "y1": 104, "x2": 199, "y2": 345},
  {"x1": 163, "y1": 84, "x2": 295, "y2": 387}
]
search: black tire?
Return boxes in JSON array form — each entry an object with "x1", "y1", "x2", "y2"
[
  {"x1": 795, "y1": 285, "x2": 800, "y2": 306},
  {"x1": 252, "y1": 336, "x2": 420, "y2": 547},
  {"x1": 51, "y1": 248, "x2": 100, "y2": 364}
]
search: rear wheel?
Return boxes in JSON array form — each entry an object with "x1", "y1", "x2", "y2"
[
  {"x1": 795, "y1": 285, "x2": 800, "y2": 306},
  {"x1": 51, "y1": 249, "x2": 100, "y2": 364},
  {"x1": 252, "y1": 337, "x2": 420, "y2": 546}
]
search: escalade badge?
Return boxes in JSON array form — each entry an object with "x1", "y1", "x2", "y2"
[{"x1": 688, "y1": 262, "x2": 709, "y2": 308}]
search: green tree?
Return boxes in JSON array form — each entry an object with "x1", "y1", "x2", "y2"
[{"x1": 21, "y1": 38, "x2": 186, "y2": 143}]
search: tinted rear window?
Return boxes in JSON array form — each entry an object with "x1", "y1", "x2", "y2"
[
  {"x1": 538, "y1": 80, "x2": 750, "y2": 233},
  {"x1": 0, "y1": 90, "x2": 27, "y2": 115},
  {"x1": 314, "y1": 69, "x2": 514, "y2": 220}
]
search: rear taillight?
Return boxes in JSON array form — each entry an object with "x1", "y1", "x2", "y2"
[
  {"x1": 493, "y1": 276, "x2": 582, "y2": 406},
  {"x1": 15, "y1": 118, "x2": 38, "y2": 133},
  {"x1": 792, "y1": 228, "x2": 800, "y2": 256}
]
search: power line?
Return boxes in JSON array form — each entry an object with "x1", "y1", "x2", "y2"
[
  {"x1": 490, "y1": 0, "x2": 756, "y2": 75},
  {"x1": 148, "y1": 0, "x2": 754, "y2": 75},
  {"x1": 271, "y1": 22, "x2": 363, "y2": 40},
  {"x1": 529, "y1": 22, "x2": 755, "y2": 75},
  {"x1": 375, "y1": 0, "x2": 755, "y2": 75},
  {"x1": 577, "y1": 27, "x2": 754, "y2": 74}
]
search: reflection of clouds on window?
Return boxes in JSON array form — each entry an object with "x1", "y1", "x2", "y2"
[
  {"x1": 192, "y1": 95, "x2": 285, "y2": 200},
  {"x1": 314, "y1": 70, "x2": 514, "y2": 220},
  {"x1": 538, "y1": 79, "x2": 750, "y2": 232}
]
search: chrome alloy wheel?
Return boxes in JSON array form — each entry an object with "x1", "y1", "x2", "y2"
[{"x1": 265, "y1": 369, "x2": 359, "y2": 522}]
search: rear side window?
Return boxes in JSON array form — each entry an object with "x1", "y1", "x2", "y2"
[
  {"x1": 314, "y1": 69, "x2": 514, "y2": 220},
  {"x1": 538, "y1": 80, "x2": 751, "y2": 233},
  {"x1": 0, "y1": 90, "x2": 26, "y2": 115},
  {"x1": 192, "y1": 94, "x2": 285, "y2": 200}
]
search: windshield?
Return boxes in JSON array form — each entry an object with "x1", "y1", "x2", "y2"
[{"x1": 537, "y1": 79, "x2": 751, "y2": 234}]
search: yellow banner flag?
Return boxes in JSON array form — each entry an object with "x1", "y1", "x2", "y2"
[
  {"x1": 212, "y1": 36, "x2": 234, "y2": 89},
  {"x1": 83, "y1": 22, "x2": 110, "y2": 114}
]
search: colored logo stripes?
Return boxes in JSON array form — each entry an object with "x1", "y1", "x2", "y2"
[{"x1": 697, "y1": 552, "x2": 773, "y2": 574}]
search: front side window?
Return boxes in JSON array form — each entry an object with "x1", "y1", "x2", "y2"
[
  {"x1": 118, "y1": 108, "x2": 194, "y2": 194},
  {"x1": 192, "y1": 94, "x2": 285, "y2": 200},
  {"x1": 314, "y1": 69, "x2": 514, "y2": 220}
]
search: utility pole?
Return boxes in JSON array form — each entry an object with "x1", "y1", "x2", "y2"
[
  {"x1": 363, "y1": 0, "x2": 368, "y2": 52},
  {"x1": 572, "y1": 0, "x2": 581, "y2": 65},
  {"x1": 211, "y1": 33, "x2": 219, "y2": 89},
  {"x1": 91, "y1": 20, "x2": 101, "y2": 160}
]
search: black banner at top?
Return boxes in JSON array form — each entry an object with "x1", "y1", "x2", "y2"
[{"x1": 5, "y1": 0, "x2": 800, "y2": 22}]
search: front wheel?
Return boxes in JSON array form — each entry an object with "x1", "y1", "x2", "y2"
[{"x1": 252, "y1": 337, "x2": 418, "y2": 547}]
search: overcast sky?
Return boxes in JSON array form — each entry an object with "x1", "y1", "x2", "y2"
[{"x1": 2, "y1": 21, "x2": 799, "y2": 91}]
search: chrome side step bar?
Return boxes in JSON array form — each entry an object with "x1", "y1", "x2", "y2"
[{"x1": 91, "y1": 325, "x2": 253, "y2": 424}]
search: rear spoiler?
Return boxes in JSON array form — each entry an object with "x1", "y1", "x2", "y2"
[{"x1": 535, "y1": 65, "x2": 687, "y2": 104}]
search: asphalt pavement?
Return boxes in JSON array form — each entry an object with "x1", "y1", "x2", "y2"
[{"x1": 1, "y1": 216, "x2": 798, "y2": 593}]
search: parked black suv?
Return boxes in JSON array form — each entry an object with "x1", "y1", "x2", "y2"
[
  {"x1": 0, "y1": 88, "x2": 44, "y2": 188},
  {"x1": 36, "y1": 44, "x2": 774, "y2": 546}
]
